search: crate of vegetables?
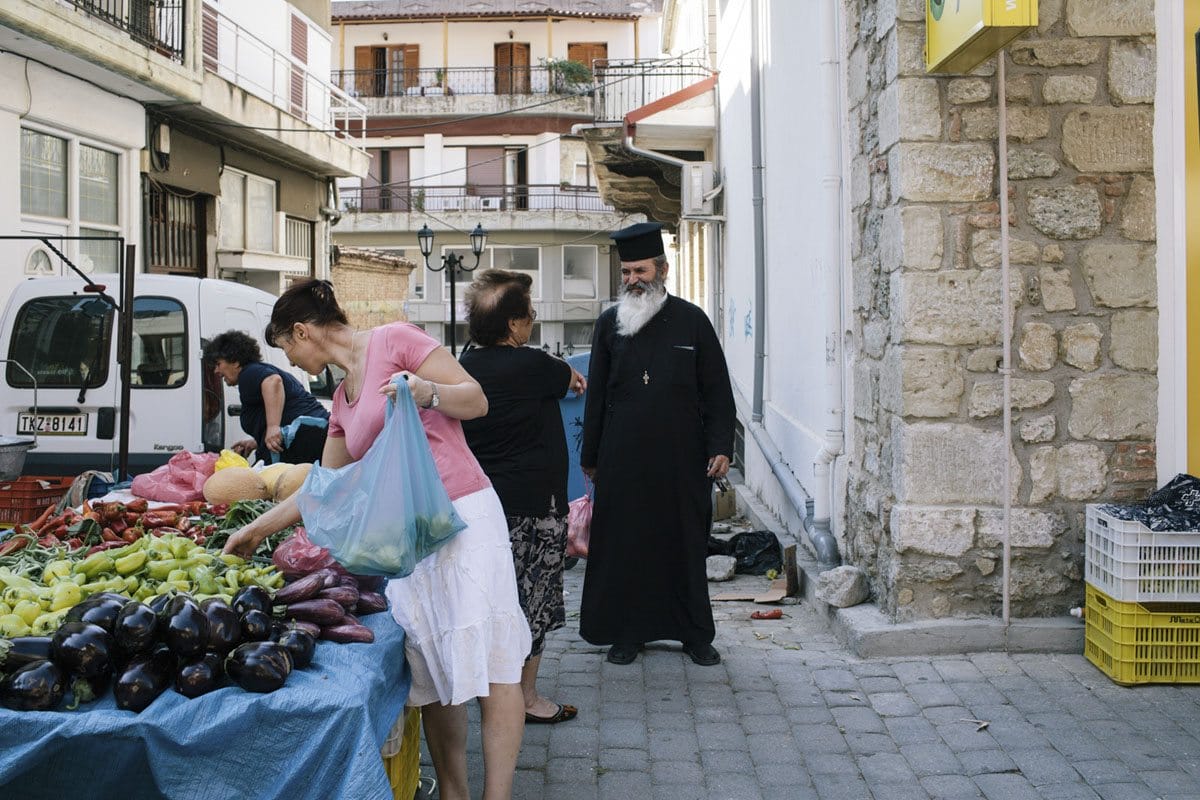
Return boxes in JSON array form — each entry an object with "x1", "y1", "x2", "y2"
[
  {"x1": 0, "y1": 476, "x2": 71, "y2": 526},
  {"x1": 1086, "y1": 505, "x2": 1200, "y2": 603}
]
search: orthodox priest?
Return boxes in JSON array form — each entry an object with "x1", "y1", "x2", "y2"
[{"x1": 579, "y1": 222, "x2": 735, "y2": 667}]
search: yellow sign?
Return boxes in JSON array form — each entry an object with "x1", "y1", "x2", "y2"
[{"x1": 925, "y1": 0, "x2": 1038, "y2": 74}]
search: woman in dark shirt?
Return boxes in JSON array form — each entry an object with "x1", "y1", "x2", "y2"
[{"x1": 460, "y1": 269, "x2": 586, "y2": 725}]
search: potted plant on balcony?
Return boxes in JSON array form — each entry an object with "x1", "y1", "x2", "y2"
[{"x1": 541, "y1": 58, "x2": 593, "y2": 94}]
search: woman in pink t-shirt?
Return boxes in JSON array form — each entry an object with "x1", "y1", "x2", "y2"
[{"x1": 223, "y1": 280, "x2": 531, "y2": 800}]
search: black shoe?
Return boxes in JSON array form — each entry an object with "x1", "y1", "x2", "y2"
[
  {"x1": 606, "y1": 643, "x2": 642, "y2": 665},
  {"x1": 682, "y1": 642, "x2": 721, "y2": 666}
]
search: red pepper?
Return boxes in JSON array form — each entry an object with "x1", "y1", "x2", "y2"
[
  {"x1": 85, "y1": 540, "x2": 128, "y2": 556},
  {"x1": 38, "y1": 534, "x2": 62, "y2": 548},
  {"x1": 750, "y1": 609, "x2": 784, "y2": 620},
  {"x1": 208, "y1": 503, "x2": 229, "y2": 517},
  {"x1": 0, "y1": 534, "x2": 31, "y2": 557},
  {"x1": 65, "y1": 537, "x2": 83, "y2": 551},
  {"x1": 109, "y1": 517, "x2": 128, "y2": 535},
  {"x1": 27, "y1": 505, "x2": 55, "y2": 532},
  {"x1": 193, "y1": 534, "x2": 207, "y2": 546},
  {"x1": 125, "y1": 499, "x2": 149, "y2": 513},
  {"x1": 101, "y1": 528, "x2": 120, "y2": 542},
  {"x1": 121, "y1": 528, "x2": 142, "y2": 544},
  {"x1": 123, "y1": 512, "x2": 141, "y2": 525},
  {"x1": 141, "y1": 511, "x2": 181, "y2": 529},
  {"x1": 155, "y1": 527, "x2": 183, "y2": 537}
]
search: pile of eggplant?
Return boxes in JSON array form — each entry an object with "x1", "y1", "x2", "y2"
[
  {"x1": 273, "y1": 568, "x2": 387, "y2": 644},
  {"x1": 0, "y1": 586, "x2": 318, "y2": 712}
]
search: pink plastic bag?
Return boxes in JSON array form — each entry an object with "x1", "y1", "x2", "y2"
[
  {"x1": 272, "y1": 527, "x2": 336, "y2": 578},
  {"x1": 130, "y1": 451, "x2": 219, "y2": 503},
  {"x1": 565, "y1": 482, "x2": 592, "y2": 558}
]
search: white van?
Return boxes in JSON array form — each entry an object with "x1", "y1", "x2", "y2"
[{"x1": 0, "y1": 274, "x2": 328, "y2": 476}]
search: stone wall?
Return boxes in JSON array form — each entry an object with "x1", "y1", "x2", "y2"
[
  {"x1": 330, "y1": 246, "x2": 415, "y2": 330},
  {"x1": 844, "y1": 0, "x2": 1156, "y2": 621}
]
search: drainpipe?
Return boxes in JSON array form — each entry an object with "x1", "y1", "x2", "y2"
[
  {"x1": 810, "y1": 0, "x2": 847, "y2": 553},
  {"x1": 749, "y1": 0, "x2": 766, "y2": 424}
]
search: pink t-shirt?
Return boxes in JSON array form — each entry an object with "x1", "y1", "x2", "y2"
[{"x1": 327, "y1": 322, "x2": 491, "y2": 501}]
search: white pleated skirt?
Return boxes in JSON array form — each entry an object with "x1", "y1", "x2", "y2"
[{"x1": 385, "y1": 487, "x2": 532, "y2": 707}]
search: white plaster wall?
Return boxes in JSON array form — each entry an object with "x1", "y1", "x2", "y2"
[{"x1": 0, "y1": 54, "x2": 144, "y2": 301}]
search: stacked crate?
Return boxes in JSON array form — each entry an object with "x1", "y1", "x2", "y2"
[{"x1": 1084, "y1": 505, "x2": 1200, "y2": 685}]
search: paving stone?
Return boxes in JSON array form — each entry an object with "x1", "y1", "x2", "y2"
[
  {"x1": 832, "y1": 705, "x2": 887, "y2": 733},
  {"x1": 974, "y1": 772, "x2": 1040, "y2": 800},
  {"x1": 651, "y1": 785, "x2": 704, "y2": 800},
  {"x1": 600, "y1": 748, "x2": 649, "y2": 771},
  {"x1": 699, "y1": 748, "x2": 754, "y2": 774},
  {"x1": 1072, "y1": 759, "x2": 1138, "y2": 785},
  {"x1": 910, "y1": 683, "x2": 963, "y2": 708},
  {"x1": 932, "y1": 659, "x2": 987, "y2": 682},
  {"x1": 598, "y1": 770, "x2": 652, "y2": 800},
  {"x1": 813, "y1": 774, "x2": 875, "y2": 800},
  {"x1": 548, "y1": 757, "x2": 600, "y2": 784},
  {"x1": 923, "y1": 705, "x2": 973, "y2": 724},
  {"x1": 1092, "y1": 784, "x2": 1160, "y2": 800},
  {"x1": 957, "y1": 748, "x2": 1017, "y2": 777},
  {"x1": 792, "y1": 724, "x2": 850, "y2": 754},
  {"x1": 923, "y1": 774, "x2": 986, "y2": 799},
  {"x1": 754, "y1": 761, "x2": 808, "y2": 786},
  {"x1": 1037, "y1": 785, "x2": 1102, "y2": 800},
  {"x1": 901, "y1": 741, "x2": 963, "y2": 776},
  {"x1": 860, "y1": 676, "x2": 905, "y2": 693},
  {"x1": 600, "y1": 719, "x2": 648, "y2": 749},
  {"x1": 951, "y1": 682, "x2": 1009, "y2": 708},
  {"x1": 742, "y1": 713, "x2": 790, "y2": 734},
  {"x1": 823, "y1": 691, "x2": 868, "y2": 708},
  {"x1": 705, "y1": 772, "x2": 764, "y2": 800},
  {"x1": 696, "y1": 722, "x2": 748, "y2": 751},
  {"x1": 545, "y1": 781, "x2": 600, "y2": 800},
  {"x1": 647, "y1": 712, "x2": 695, "y2": 731},
  {"x1": 1139, "y1": 769, "x2": 1200, "y2": 795},
  {"x1": 761, "y1": 785, "x2": 819, "y2": 800},
  {"x1": 870, "y1": 691, "x2": 923, "y2": 717},
  {"x1": 786, "y1": 705, "x2": 835, "y2": 725},
  {"x1": 894, "y1": 661, "x2": 945, "y2": 684},
  {"x1": 886, "y1": 715, "x2": 942, "y2": 744},
  {"x1": 805, "y1": 752, "x2": 859, "y2": 776},
  {"x1": 601, "y1": 702, "x2": 648, "y2": 720},
  {"x1": 845, "y1": 731, "x2": 899, "y2": 755},
  {"x1": 735, "y1": 690, "x2": 784, "y2": 715},
  {"x1": 936, "y1": 722, "x2": 1001, "y2": 752},
  {"x1": 650, "y1": 759, "x2": 704, "y2": 784},
  {"x1": 512, "y1": 769, "x2": 545, "y2": 800}
]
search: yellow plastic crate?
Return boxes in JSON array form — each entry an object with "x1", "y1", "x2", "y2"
[
  {"x1": 383, "y1": 708, "x2": 422, "y2": 800},
  {"x1": 1084, "y1": 583, "x2": 1200, "y2": 686}
]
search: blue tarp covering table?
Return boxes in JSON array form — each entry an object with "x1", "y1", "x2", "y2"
[{"x1": 0, "y1": 611, "x2": 410, "y2": 800}]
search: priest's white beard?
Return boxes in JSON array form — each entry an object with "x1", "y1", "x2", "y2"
[{"x1": 616, "y1": 276, "x2": 668, "y2": 336}]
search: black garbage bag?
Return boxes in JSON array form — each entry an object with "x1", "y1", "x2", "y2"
[{"x1": 707, "y1": 530, "x2": 782, "y2": 575}]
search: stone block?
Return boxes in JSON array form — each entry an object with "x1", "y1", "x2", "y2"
[
  {"x1": 1020, "y1": 415, "x2": 1056, "y2": 443},
  {"x1": 1008, "y1": 149, "x2": 1060, "y2": 180},
  {"x1": 1066, "y1": 0, "x2": 1154, "y2": 37},
  {"x1": 883, "y1": 205, "x2": 944, "y2": 271},
  {"x1": 848, "y1": 46, "x2": 869, "y2": 109},
  {"x1": 1056, "y1": 443, "x2": 1109, "y2": 500},
  {"x1": 893, "y1": 422, "x2": 1021, "y2": 504},
  {"x1": 1068, "y1": 375, "x2": 1157, "y2": 441},
  {"x1": 1079, "y1": 243, "x2": 1156, "y2": 308},
  {"x1": 1062, "y1": 108, "x2": 1154, "y2": 173},
  {"x1": 890, "y1": 506, "x2": 975, "y2": 557},
  {"x1": 891, "y1": 143, "x2": 995, "y2": 202},
  {"x1": 1119, "y1": 175, "x2": 1155, "y2": 242},
  {"x1": 816, "y1": 566, "x2": 870, "y2": 608},
  {"x1": 1061, "y1": 323, "x2": 1102, "y2": 371},
  {"x1": 1108, "y1": 42, "x2": 1155, "y2": 105},
  {"x1": 891, "y1": 23, "x2": 926, "y2": 80},
  {"x1": 706, "y1": 555, "x2": 736, "y2": 582},
  {"x1": 1029, "y1": 446, "x2": 1057, "y2": 503},
  {"x1": 1039, "y1": 267, "x2": 1076, "y2": 311},
  {"x1": 1109, "y1": 309, "x2": 1158, "y2": 371},
  {"x1": 1018, "y1": 323, "x2": 1057, "y2": 372},
  {"x1": 971, "y1": 230, "x2": 1039, "y2": 268},
  {"x1": 854, "y1": 361, "x2": 878, "y2": 421},
  {"x1": 961, "y1": 107, "x2": 1050, "y2": 142},
  {"x1": 977, "y1": 508, "x2": 1065, "y2": 548},
  {"x1": 881, "y1": 346, "x2": 964, "y2": 418},
  {"x1": 947, "y1": 78, "x2": 990, "y2": 105},
  {"x1": 897, "y1": 0, "x2": 924, "y2": 22},
  {"x1": 1038, "y1": 0, "x2": 1064, "y2": 33},
  {"x1": 894, "y1": 269, "x2": 1020, "y2": 346},
  {"x1": 1010, "y1": 40, "x2": 1100, "y2": 67},
  {"x1": 899, "y1": 78, "x2": 943, "y2": 142},
  {"x1": 877, "y1": 81, "x2": 901, "y2": 152},
  {"x1": 966, "y1": 348, "x2": 1001, "y2": 373},
  {"x1": 968, "y1": 379, "x2": 1055, "y2": 419},
  {"x1": 1027, "y1": 186, "x2": 1102, "y2": 240},
  {"x1": 1042, "y1": 244, "x2": 1065, "y2": 263},
  {"x1": 1006, "y1": 75, "x2": 1034, "y2": 103},
  {"x1": 1041, "y1": 75, "x2": 1097, "y2": 104}
]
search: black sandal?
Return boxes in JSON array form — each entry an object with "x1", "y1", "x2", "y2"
[{"x1": 525, "y1": 703, "x2": 578, "y2": 724}]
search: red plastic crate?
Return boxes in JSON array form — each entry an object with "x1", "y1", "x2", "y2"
[{"x1": 0, "y1": 476, "x2": 72, "y2": 525}]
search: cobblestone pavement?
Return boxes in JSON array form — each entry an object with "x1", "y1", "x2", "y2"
[{"x1": 430, "y1": 566, "x2": 1200, "y2": 800}]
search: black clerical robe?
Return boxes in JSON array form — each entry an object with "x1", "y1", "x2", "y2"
[{"x1": 579, "y1": 295, "x2": 735, "y2": 646}]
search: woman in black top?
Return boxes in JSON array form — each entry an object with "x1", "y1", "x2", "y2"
[{"x1": 460, "y1": 270, "x2": 586, "y2": 725}]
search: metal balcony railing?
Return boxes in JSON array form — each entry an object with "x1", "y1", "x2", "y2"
[
  {"x1": 593, "y1": 52, "x2": 713, "y2": 123},
  {"x1": 202, "y1": 1, "x2": 365, "y2": 145},
  {"x1": 331, "y1": 65, "x2": 596, "y2": 100},
  {"x1": 341, "y1": 184, "x2": 614, "y2": 214},
  {"x1": 68, "y1": 0, "x2": 186, "y2": 63}
]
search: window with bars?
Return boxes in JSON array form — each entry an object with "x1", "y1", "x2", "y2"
[{"x1": 147, "y1": 183, "x2": 206, "y2": 275}]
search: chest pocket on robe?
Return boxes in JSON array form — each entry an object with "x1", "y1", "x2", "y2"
[{"x1": 669, "y1": 346, "x2": 698, "y2": 387}]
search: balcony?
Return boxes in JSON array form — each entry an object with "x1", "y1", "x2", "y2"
[
  {"x1": 593, "y1": 54, "x2": 712, "y2": 124},
  {"x1": 330, "y1": 66, "x2": 594, "y2": 118},
  {"x1": 68, "y1": 0, "x2": 186, "y2": 62},
  {"x1": 336, "y1": 184, "x2": 624, "y2": 234}
]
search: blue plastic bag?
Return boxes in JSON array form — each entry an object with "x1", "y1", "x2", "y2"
[
  {"x1": 294, "y1": 378, "x2": 467, "y2": 577},
  {"x1": 269, "y1": 415, "x2": 330, "y2": 464}
]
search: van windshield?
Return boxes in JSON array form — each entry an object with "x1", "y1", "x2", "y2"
[{"x1": 7, "y1": 296, "x2": 113, "y2": 389}]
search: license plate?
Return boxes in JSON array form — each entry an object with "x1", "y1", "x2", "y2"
[{"x1": 17, "y1": 413, "x2": 88, "y2": 436}]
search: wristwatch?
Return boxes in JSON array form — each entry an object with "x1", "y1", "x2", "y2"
[{"x1": 427, "y1": 382, "x2": 441, "y2": 409}]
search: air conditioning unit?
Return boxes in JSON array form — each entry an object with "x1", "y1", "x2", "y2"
[
  {"x1": 479, "y1": 197, "x2": 502, "y2": 211},
  {"x1": 680, "y1": 161, "x2": 715, "y2": 217}
]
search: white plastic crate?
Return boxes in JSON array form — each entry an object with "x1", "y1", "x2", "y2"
[{"x1": 1085, "y1": 505, "x2": 1200, "y2": 603}]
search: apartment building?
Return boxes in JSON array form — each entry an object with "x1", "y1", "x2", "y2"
[
  {"x1": 0, "y1": 0, "x2": 369, "y2": 299},
  {"x1": 327, "y1": 0, "x2": 662, "y2": 354}
]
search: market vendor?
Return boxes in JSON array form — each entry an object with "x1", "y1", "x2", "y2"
[{"x1": 203, "y1": 330, "x2": 329, "y2": 465}]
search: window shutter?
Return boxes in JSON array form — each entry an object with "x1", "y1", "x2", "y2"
[
  {"x1": 466, "y1": 148, "x2": 504, "y2": 195},
  {"x1": 202, "y1": 4, "x2": 218, "y2": 70},
  {"x1": 289, "y1": 15, "x2": 307, "y2": 116},
  {"x1": 354, "y1": 46, "x2": 374, "y2": 95},
  {"x1": 403, "y1": 44, "x2": 420, "y2": 89}
]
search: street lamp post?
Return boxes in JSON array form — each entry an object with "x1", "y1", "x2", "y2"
[{"x1": 417, "y1": 223, "x2": 488, "y2": 356}]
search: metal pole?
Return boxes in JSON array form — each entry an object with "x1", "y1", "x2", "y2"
[
  {"x1": 119, "y1": 244, "x2": 136, "y2": 480},
  {"x1": 998, "y1": 51, "x2": 1013, "y2": 628},
  {"x1": 448, "y1": 256, "x2": 458, "y2": 356}
]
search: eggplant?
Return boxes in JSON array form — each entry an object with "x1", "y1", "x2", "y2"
[
  {"x1": 317, "y1": 586, "x2": 360, "y2": 611},
  {"x1": 354, "y1": 591, "x2": 388, "y2": 616},
  {"x1": 113, "y1": 602, "x2": 158, "y2": 657},
  {"x1": 282, "y1": 599, "x2": 346, "y2": 627},
  {"x1": 232, "y1": 586, "x2": 272, "y2": 616},
  {"x1": 276, "y1": 629, "x2": 316, "y2": 669},
  {"x1": 67, "y1": 669, "x2": 112, "y2": 709},
  {"x1": 272, "y1": 573, "x2": 326, "y2": 605},
  {"x1": 164, "y1": 596, "x2": 210, "y2": 658},
  {"x1": 0, "y1": 637, "x2": 53, "y2": 672},
  {"x1": 337, "y1": 575, "x2": 360, "y2": 590},
  {"x1": 287, "y1": 620, "x2": 321, "y2": 639},
  {"x1": 320, "y1": 624, "x2": 375, "y2": 644},
  {"x1": 315, "y1": 569, "x2": 342, "y2": 589},
  {"x1": 175, "y1": 652, "x2": 223, "y2": 699},
  {"x1": 239, "y1": 609, "x2": 272, "y2": 642},
  {"x1": 226, "y1": 642, "x2": 291, "y2": 693},
  {"x1": 200, "y1": 598, "x2": 240, "y2": 655},
  {"x1": 50, "y1": 622, "x2": 114, "y2": 678},
  {"x1": 353, "y1": 574, "x2": 387, "y2": 593},
  {"x1": 147, "y1": 593, "x2": 174, "y2": 618},
  {"x1": 65, "y1": 595, "x2": 127, "y2": 634},
  {"x1": 114, "y1": 648, "x2": 173, "y2": 712},
  {"x1": 0, "y1": 659, "x2": 66, "y2": 711}
]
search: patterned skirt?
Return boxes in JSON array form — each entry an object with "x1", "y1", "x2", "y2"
[{"x1": 507, "y1": 512, "x2": 568, "y2": 657}]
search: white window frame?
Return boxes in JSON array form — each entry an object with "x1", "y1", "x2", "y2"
[
  {"x1": 19, "y1": 123, "x2": 124, "y2": 273},
  {"x1": 562, "y1": 320, "x2": 595, "y2": 352},
  {"x1": 573, "y1": 160, "x2": 594, "y2": 188},
  {"x1": 218, "y1": 167, "x2": 277, "y2": 253},
  {"x1": 488, "y1": 245, "x2": 542, "y2": 300},
  {"x1": 562, "y1": 244, "x2": 598, "y2": 300}
]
